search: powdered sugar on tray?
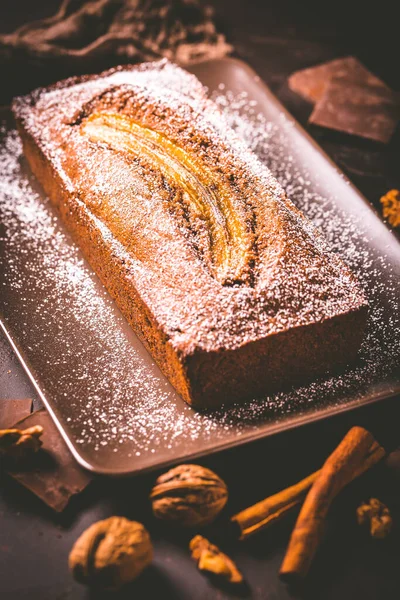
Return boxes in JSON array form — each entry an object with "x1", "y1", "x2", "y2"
[{"x1": 0, "y1": 83, "x2": 399, "y2": 470}]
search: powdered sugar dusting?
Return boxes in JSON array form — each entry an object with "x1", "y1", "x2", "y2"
[
  {"x1": 0, "y1": 77, "x2": 399, "y2": 472},
  {"x1": 14, "y1": 60, "x2": 367, "y2": 359}
]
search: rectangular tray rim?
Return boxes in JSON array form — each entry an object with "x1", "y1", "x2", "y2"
[{"x1": 1, "y1": 56, "x2": 399, "y2": 476}]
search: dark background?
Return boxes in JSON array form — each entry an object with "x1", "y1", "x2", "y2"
[{"x1": 1, "y1": 1, "x2": 400, "y2": 599}]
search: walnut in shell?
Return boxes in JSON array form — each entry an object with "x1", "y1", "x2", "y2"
[
  {"x1": 150, "y1": 464, "x2": 228, "y2": 527},
  {"x1": 69, "y1": 516, "x2": 152, "y2": 589}
]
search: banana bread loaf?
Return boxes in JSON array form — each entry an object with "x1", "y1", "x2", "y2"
[{"x1": 12, "y1": 60, "x2": 368, "y2": 408}]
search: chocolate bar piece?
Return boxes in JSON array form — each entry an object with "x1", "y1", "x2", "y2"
[
  {"x1": 0, "y1": 398, "x2": 32, "y2": 428},
  {"x1": 6, "y1": 409, "x2": 91, "y2": 511},
  {"x1": 310, "y1": 78, "x2": 399, "y2": 143},
  {"x1": 288, "y1": 56, "x2": 388, "y2": 104}
]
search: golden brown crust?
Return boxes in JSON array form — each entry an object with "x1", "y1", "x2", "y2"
[{"x1": 13, "y1": 60, "x2": 368, "y2": 407}]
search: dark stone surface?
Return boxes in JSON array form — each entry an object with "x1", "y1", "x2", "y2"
[{"x1": 0, "y1": 1, "x2": 399, "y2": 599}]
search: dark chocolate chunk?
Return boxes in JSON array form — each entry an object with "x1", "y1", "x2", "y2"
[
  {"x1": 288, "y1": 56, "x2": 389, "y2": 104},
  {"x1": 309, "y1": 78, "x2": 399, "y2": 143},
  {"x1": 5, "y1": 409, "x2": 91, "y2": 511},
  {"x1": 0, "y1": 398, "x2": 32, "y2": 429}
]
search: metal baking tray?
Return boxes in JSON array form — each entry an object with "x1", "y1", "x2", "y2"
[{"x1": 1, "y1": 58, "x2": 399, "y2": 475}]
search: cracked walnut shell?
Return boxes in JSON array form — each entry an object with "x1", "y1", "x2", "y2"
[
  {"x1": 69, "y1": 517, "x2": 152, "y2": 589},
  {"x1": 357, "y1": 498, "x2": 392, "y2": 539},
  {"x1": 190, "y1": 535, "x2": 243, "y2": 584},
  {"x1": 150, "y1": 464, "x2": 228, "y2": 527},
  {"x1": 0, "y1": 425, "x2": 43, "y2": 460}
]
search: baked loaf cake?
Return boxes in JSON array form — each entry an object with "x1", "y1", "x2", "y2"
[{"x1": 12, "y1": 60, "x2": 368, "y2": 408}]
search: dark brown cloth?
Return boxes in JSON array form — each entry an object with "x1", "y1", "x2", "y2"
[{"x1": 0, "y1": 0, "x2": 232, "y2": 103}]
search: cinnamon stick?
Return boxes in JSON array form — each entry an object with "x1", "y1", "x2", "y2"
[
  {"x1": 279, "y1": 427, "x2": 385, "y2": 584},
  {"x1": 232, "y1": 432, "x2": 384, "y2": 541},
  {"x1": 232, "y1": 471, "x2": 320, "y2": 540}
]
